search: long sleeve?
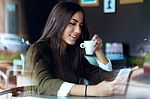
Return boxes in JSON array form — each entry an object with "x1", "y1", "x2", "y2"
[
  {"x1": 57, "y1": 82, "x2": 75, "y2": 96},
  {"x1": 96, "y1": 59, "x2": 112, "y2": 71},
  {"x1": 79, "y1": 57, "x2": 117, "y2": 84},
  {"x1": 84, "y1": 55, "x2": 112, "y2": 71},
  {"x1": 24, "y1": 44, "x2": 64, "y2": 95}
]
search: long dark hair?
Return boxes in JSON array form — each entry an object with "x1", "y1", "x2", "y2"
[{"x1": 30, "y1": 2, "x2": 89, "y2": 79}]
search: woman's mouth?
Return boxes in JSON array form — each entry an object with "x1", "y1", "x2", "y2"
[{"x1": 70, "y1": 35, "x2": 78, "y2": 41}]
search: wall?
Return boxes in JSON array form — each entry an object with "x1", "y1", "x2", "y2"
[
  {"x1": 23, "y1": 0, "x2": 150, "y2": 56},
  {"x1": 22, "y1": 0, "x2": 58, "y2": 43},
  {"x1": 82, "y1": 0, "x2": 150, "y2": 56}
]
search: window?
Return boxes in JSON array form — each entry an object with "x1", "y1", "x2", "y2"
[{"x1": 6, "y1": 2, "x2": 19, "y2": 34}]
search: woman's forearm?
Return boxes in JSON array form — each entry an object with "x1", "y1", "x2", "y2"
[
  {"x1": 95, "y1": 49, "x2": 109, "y2": 64},
  {"x1": 69, "y1": 84, "x2": 96, "y2": 96},
  {"x1": 66, "y1": 79, "x2": 125, "y2": 97}
]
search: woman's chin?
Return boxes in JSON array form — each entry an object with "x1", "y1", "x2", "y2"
[{"x1": 68, "y1": 41, "x2": 76, "y2": 45}]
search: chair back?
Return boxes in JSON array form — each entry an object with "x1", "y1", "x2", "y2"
[{"x1": 0, "y1": 71, "x2": 9, "y2": 89}]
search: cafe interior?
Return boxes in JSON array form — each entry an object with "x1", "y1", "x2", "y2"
[{"x1": 0, "y1": 0, "x2": 150, "y2": 98}]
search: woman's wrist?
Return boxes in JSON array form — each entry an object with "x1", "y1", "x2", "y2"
[
  {"x1": 69, "y1": 84, "x2": 97, "y2": 96},
  {"x1": 95, "y1": 49, "x2": 109, "y2": 64},
  {"x1": 86, "y1": 85, "x2": 97, "y2": 96},
  {"x1": 95, "y1": 49, "x2": 105, "y2": 58}
]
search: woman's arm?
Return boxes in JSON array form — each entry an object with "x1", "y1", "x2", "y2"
[
  {"x1": 91, "y1": 34, "x2": 109, "y2": 64},
  {"x1": 24, "y1": 44, "x2": 64, "y2": 95},
  {"x1": 92, "y1": 34, "x2": 112, "y2": 71},
  {"x1": 69, "y1": 79, "x2": 124, "y2": 96},
  {"x1": 79, "y1": 56, "x2": 116, "y2": 84},
  {"x1": 95, "y1": 49, "x2": 109, "y2": 64},
  {"x1": 95, "y1": 49, "x2": 112, "y2": 71}
]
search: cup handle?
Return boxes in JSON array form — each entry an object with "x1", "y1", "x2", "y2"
[{"x1": 80, "y1": 43, "x2": 85, "y2": 48}]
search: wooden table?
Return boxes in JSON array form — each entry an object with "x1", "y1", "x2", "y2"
[{"x1": 0, "y1": 60, "x2": 16, "y2": 89}]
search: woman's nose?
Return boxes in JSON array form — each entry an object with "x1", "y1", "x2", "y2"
[{"x1": 74, "y1": 25, "x2": 81, "y2": 34}]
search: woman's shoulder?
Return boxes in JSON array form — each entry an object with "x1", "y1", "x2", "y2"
[
  {"x1": 26, "y1": 42, "x2": 42, "y2": 54},
  {"x1": 28, "y1": 42, "x2": 53, "y2": 55},
  {"x1": 27, "y1": 43, "x2": 39, "y2": 52},
  {"x1": 29, "y1": 42, "x2": 49, "y2": 50}
]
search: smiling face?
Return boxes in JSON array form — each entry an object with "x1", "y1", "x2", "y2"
[{"x1": 61, "y1": 11, "x2": 83, "y2": 46}]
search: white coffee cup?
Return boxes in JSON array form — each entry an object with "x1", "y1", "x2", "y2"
[{"x1": 80, "y1": 40, "x2": 94, "y2": 55}]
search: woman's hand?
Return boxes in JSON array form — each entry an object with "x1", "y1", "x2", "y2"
[
  {"x1": 91, "y1": 34, "x2": 103, "y2": 51},
  {"x1": 91, "y1": 34, "x2": 109, "y2": 65},
  {"x1": 89, "y1": 78, "x2": 127, "y2": 96},
  {"x1": 69, "y1": 78, "x2": 127, "y2": 96}
]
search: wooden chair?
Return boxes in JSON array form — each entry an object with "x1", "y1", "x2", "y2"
[
  {"x1": 0, "y1": 71, "x2": 9, "y2": 90},
  {"x1": 0, "y1": 86, "x2": 36, "y2": 97}
]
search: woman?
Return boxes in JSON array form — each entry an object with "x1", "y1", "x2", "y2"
[{"x1": 25, "y1": 1, "x2": 124, "y2": 97}]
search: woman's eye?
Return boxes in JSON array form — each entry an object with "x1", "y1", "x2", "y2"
[
  {"x1": 70, "y1": 23, "x2": 76, "y2": 25},
  {"x1": 80, "y1": 24, "x2": 83, "y2": 28}
]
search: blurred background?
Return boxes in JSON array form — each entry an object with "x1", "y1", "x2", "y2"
[
  {"x1": 1, "y1": 0, "x2": 150, "y2": 68},
  {"x1": 1, "y1": 0, "x2": 150, "y2": 67},
  {"x1": 1, "y1": 0, "x2": 150, "y2": 97}
]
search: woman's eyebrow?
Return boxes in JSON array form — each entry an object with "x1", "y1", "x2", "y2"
[
  {"x1": 70, "y1": 19, "x2": 78, "y2": 22},
  {"x1": 71, "y1": 19, "x2": 83, "y2": 24}
]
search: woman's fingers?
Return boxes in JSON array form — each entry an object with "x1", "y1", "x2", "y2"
[
  {"x1": 111, "y1": 78, "x2": 128, "y2": 95},
  {"x1": 91, "y1": 34, "x2": 98, "y2": 41},
  {"x1": 91, "y1": 34, "x2": 103, "y2": 51}
]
